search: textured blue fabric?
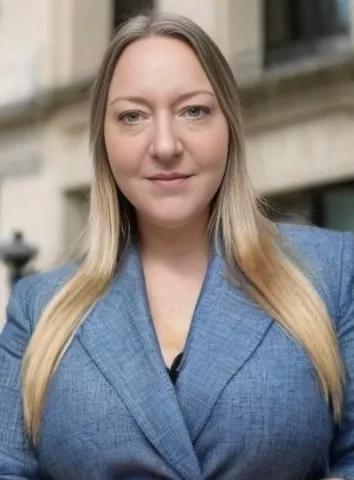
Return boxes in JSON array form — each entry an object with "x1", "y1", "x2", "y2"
[{"x1": 0, "y1": 224, "x2": 354, "y2": 480}]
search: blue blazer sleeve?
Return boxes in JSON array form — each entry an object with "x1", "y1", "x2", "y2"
[
  {"x1": 329, "y1": 232, "x2": 354, "y2": 479},
  {"x1": 0, "y1": 277, "x2": 41, "y2": 479}
]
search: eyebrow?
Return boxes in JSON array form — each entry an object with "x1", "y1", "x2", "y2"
[{"x1": 108, "y1": 89, "x2": 215, "y2": 107}]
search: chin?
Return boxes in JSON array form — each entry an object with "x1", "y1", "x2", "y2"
[
  {"x1": 143, "y1": 210, "x2": 203, "y2": 230},
  {"x1": 136, "y1": 203, "x2": 210, "y2": 230}
]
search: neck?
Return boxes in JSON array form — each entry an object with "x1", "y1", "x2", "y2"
[{"x1": 137, "y1": 214, "x2": 210, "y2": 263}]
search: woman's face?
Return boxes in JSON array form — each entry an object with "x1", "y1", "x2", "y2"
[{"x1": 104, "y1": 36, "x2": 229, "y2": 229}]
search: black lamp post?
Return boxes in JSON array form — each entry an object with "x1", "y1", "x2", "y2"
[{"x1": 0, "y1": 231, "x2": 38, "y2": 288}]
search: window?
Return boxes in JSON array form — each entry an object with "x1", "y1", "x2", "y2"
[
  {"x1": 264, "y1": 0, "x2": 351, "y2": 66},
  {"x1": 112, "y1": 0, "x2": 154, "y2": 32},
  {"x1": 265, "y1": 182, "x2": 354, "y2": 233},
  {"x1": 321, "y1": 186, "x2": 354, "y2": 231},
  {"x1": 263, "y1": 192, "x2": 315, "y2": 225}
]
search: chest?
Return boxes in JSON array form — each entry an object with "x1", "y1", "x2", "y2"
[
  {"x1": 38, "y1": 325, "x2": 334, "y2": 480},
  {"x1": 143, "y1": 265, "x2": 205, "y2": 367}
]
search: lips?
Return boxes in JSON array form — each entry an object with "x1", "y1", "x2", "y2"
[
  {"x1": 147, "y1": 173, "x2": 192, "y2": 187},
  {"x1": 148, "y1": 173, "x2": 190, "y2": 181}
]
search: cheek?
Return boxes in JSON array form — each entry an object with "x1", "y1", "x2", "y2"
[
  {"x1": 104, "y1": 130, "x2": 140, "y2": 179},
  {"x1": 197, "y1": 124, "x2": 229, "y2": 173}
]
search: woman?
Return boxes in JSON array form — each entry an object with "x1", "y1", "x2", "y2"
[{"x1": 0, "y1": 13, "x2": 353, "y2": 480}]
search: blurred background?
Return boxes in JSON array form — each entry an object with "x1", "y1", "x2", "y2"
[{"x1": 0, "y1": 0, "x2": 353, "y2": 325}]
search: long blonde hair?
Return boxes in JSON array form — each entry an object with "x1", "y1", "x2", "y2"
[{"x1": 22, "y1": 13, "x2": 343, "y2": 443}]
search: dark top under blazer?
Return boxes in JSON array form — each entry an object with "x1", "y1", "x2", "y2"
[{"x1": 1, "y1": 224, "x2": 354, "y2": 480}]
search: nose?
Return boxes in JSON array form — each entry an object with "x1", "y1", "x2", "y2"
[{"x1": 148, "y1": 115, "x2": 183, "y2": 162}]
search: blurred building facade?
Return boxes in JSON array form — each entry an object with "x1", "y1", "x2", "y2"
[{"x1": 0, "y1": 0, "x2": 353, "y2": 322}]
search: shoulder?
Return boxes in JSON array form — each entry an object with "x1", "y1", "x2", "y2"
[
  {"x1": 8, "y1": 263, "x2": 78, "y2": 332},
  {"x1": 277, "y1": 222, "x2": 351, "y2": 262},
  {"x1": 277, "y1": 223, "x2": 354, "y2": 320}
]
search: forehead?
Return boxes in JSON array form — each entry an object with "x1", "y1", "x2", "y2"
[{"x1": 108, "y1": 36, "x2": 213, "y2": 99}]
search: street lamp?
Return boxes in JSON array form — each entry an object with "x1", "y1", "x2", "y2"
[{"x1": 0, "y1": 231, "x2": 38, "y2": 287}]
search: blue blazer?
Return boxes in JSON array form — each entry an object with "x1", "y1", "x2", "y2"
[{"x1": 1, "y1": 224, "x2": 354, "y2": 480}]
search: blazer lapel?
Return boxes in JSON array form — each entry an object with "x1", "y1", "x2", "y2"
[
  {"x1": 78, "y1": 245, "x2": 203, "y2": 480},
  {"x1": 175, "y1": 251, "x2": 274, "y2": 441}
]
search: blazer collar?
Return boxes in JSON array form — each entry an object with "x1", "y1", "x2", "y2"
[
  {"x1": 78, "y1": 245, "x2": 203, "y2": 479},
  {"x1": 175, "y1": 254, "x2": 274, "y2": 441},
  {"x1": 78, "y1": 243, "x2": 273, "y2": 477}
]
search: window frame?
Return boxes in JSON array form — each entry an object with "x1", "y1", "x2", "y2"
[
  {"x1": 263, "y1": 0, "x2": 351, "y2": 67},
  {"x1": 112, "y1": 0, "x2": 155, "y2": 32}
]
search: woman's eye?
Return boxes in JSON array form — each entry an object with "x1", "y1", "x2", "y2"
[
  {"x1": 120, "y1": 112, "x2": 142, "y2": 123},
  {"x1": 184, "y1": 106, "x2": 209, "y2": 118}
]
